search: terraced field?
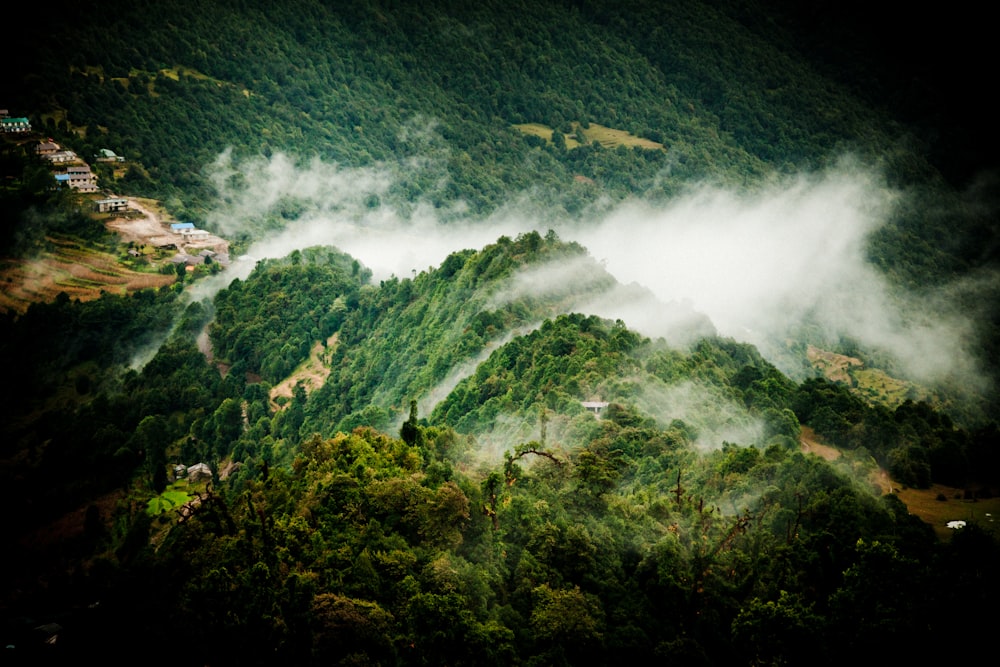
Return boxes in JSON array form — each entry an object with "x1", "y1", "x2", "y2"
[
  {"x1": 807, "y1": 344, "x2": 930, "y2": 409},
  {"x1": 0, "y1": 235, "x2": 175, "y2": 313}
]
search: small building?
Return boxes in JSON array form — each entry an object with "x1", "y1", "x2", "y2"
[
  {"x1": 172, "y1": 222, "x2": 210, "y2": 240},
  {"x1": 60, "y1": 164, "x2": 97, "y2": 191},
  {"x1": 186, "y1": 462, "x2": 213, "y2": 483},
  {"x1": 582, "y1": 401, "x2": 610, "y2": 417},
  {"x1": 170, "y1": 252, "x2": 197, "y2": 266},
  {"x1": 1, "y1": 117, "x2": 31, "y2": 132},
  {"x1": 95, "y1": 148, "x2": 125, "y2": 162},
  {"x1": 34, "y1": 141, "x2": 59, "y2": 156},
  {"x1": 46, "y1": 150, "x2": 78, "y2": 164},
  {"x1": 94, "y1": 197, "x2": 129, "y2": 213},
  {"x1": 53, "y1": 173, "x2": 70, "y2": 188}
]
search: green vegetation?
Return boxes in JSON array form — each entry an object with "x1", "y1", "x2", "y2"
[
  {"x1": 210, "y1": 247, "x2": 370, "y2": 385},
  {"x1": 4, "y1": 234, "x2": 997, "y2": 663},
  {"x1": 2, "y1": 0, "x2": 998, "y2": 664},
  {"x1": 2, "y1": 2, "x2": 973, "y2": 222},
  {"x1": 145, "y1": 487, "x2": 193, "y2": 517}
]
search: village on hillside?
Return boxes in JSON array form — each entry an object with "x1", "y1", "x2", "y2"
[{"x1": 1, "y1": 108, "x2": 231, "y2": 284}]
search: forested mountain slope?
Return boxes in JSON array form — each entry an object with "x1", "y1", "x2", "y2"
[
  {"x1": 3, "y1": 230, "x2": 997, "y2": 664},
  {"x1": 5, "y1": 0, "x2": 996, "y2": 371},
  {"x1": 2, "y1": 1, "x2": 1000, "y2": 664},
  {"x1": 5, "y1": 0, "x2": 993, "y2": 285}
]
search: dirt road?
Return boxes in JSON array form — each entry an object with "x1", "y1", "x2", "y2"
[
  {"x1": 105, "y1": 198, "x2": 174, "y2": 245},
  {"x1": 105, "y1": 197, "x2": 229, "y2": 258}
]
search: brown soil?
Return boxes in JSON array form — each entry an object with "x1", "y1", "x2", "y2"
[
  {"x1": 105, "y1": 198, "x2": 173, "y2": 244},
  {"x1": 0, "y1": 243, "x2": 175, "y2": 313},
  {"x1": 1, "y1": 195, "x2": 231, "y2": 314},
  {"x1": 108, "y1": 197, "x2": 229, "y2": 255},
  {"x1": 799, "y1": 425, "x2": 841, "y2": 461},
  {"x1": 270, "y1": 333, "x2": 338, "y2": 409}
]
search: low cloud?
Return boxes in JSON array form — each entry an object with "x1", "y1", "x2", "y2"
[
  {"x1": 632, "y1": 378, "x2": 764, "y2": 451},
  {"x1": 568, "y1": 165, "x2": 892, "y2": 339},
  {"x1": 200, "y1": 150, "x2": 992, "y2": 401}
]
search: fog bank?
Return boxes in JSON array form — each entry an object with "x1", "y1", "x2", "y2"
[{"x1": 202, "y1": 151, "x2": 991, "y2": 397}]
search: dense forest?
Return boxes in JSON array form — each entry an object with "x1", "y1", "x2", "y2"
[{"x1": 2, "y1": 1, "x2": 999, "y2": 664}]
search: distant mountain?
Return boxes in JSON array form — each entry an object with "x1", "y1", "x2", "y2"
[{"x1": 4, "y1": 1, "x2": 987, "y2": 200}]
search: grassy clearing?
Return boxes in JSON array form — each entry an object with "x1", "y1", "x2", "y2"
[
  {"x1": 270, "y1": 333, "x2": 339, "y2": 410},
  {"x1": 807, "y1": 345, "x2": 930, "y2": 410},
  {"x1": 853, "y1": 367, "x2": 923, "y2": 409},
  {"x1": 513, "y1": 122, "x2": 665, "y2": 151},
  {"x1": 802, "y1": 426, "x2": 998, "y2": 541},
  {"x1": 580, "y1": 123, "x2": 665, "y2": 149},
  {"x1": 160, "y1": 65, "x2": 227, "y2": 85},
  {"x1": 894, "y1": 484, "x2": 1000, "y2": 541},
  {"x1": 806, "y1": 345, "x2": 862, "y2": 384}
]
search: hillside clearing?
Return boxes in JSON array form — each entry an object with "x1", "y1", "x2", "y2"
[
  {"x1": 806, "y1": 345, "x2": 862, "y2": 384},
  {"x1": 807, "y1": 344, "x2": 929, "y2": 409},
  {"x1": 270, "y1": 333, "x2": 339, "y2": 410},
  {"x1": 0, "y1": 236, "x2": 175, "y2": 313},
  {"x1": 892, "y1": 483, "x2": 1000, "y2": 541},
  {"x1": 799, "y1": 425, "x2": 840, "y2": 461},
  {"x1": 513, "y1": 121, "x2": 665, "y2": 150},
  {"x1": 800, "y1": 425, "x2": 998, "y2": 540}
]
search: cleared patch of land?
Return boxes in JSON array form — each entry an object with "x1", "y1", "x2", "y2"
[
  {"x1": 894, "y1": 484, "x2": 1000, "y2": 541},
  {"x1": 806, "y1": 345, "x2": 862, "y2": 384},
  {"x1": 146, "y1": 488, "x2": 193, "y2": 516},
  {"x1": 800, "y1": 425, "x2": 998, "y2": 541},
  {"x1": 1, "y1": 195, "x2": 230, "y2": 314},
  {"x1": 806, "y1": 344, "x2": 929, "y2": 409},
  {"x1": 851, "y1": 367, "x2": 922, "y2": 409},
  {"x1": 270, "y1": 333, "x2": 339, "y2": 410},
  {"x1": 0, "y1": 235, "x2": 175, "y2": 313},
  {"x1": 513, "y1": 121, "x2": 665, "y2": 150},
  {"x1": 799, "y1": 425, "x2": 840, "y2": 461}
]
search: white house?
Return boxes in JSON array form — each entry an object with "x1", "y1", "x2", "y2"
[
  {"x1": 47, "y1": 150, "x2": 78, "y2": 164},
  {"x1": 64, "y1": 165, "x2": 97, "y2": 191},
  {"x1": 582, "y1": 401, "x2": 610, "y2": 417},
  {"x1": 95, "y1": 148, "x2": 125, "y2": 162},
  {"x1": 94, "y1": 198, "x2": 129, "y2": 213},
  {"x1": 186, "y1": 462, "x2": 213, "y2": 483}
]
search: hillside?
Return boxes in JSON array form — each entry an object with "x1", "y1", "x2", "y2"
[
  {"x1": 3, "y1": 231, "x2": 998, "y2": 664},
  {"x1": 1, "y1": 1, "x2": 999, "y2": 664},
  {"x1": 5, "y1": 2, "x2": 992, "y2": 231}
]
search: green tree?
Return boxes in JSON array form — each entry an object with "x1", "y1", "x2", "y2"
[
  {"x1": 731, "y1": 590, "x2": 823, "y2": 666},
  {"x1": 530, "y1": 584, "x2": 604, "y2": 663},
  {"x1": 400, "y1": 399, "x2": 423, "y2": 448}
]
